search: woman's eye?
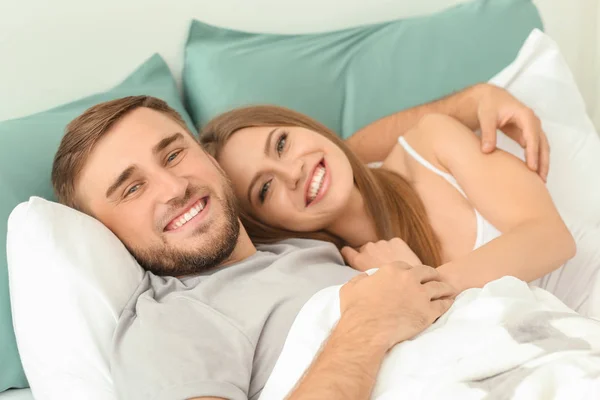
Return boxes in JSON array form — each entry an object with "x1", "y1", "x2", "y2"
[
  {"x1": 167, "y1": 151, "x2": 181, "y2": 164},
  {"x1": 259, "y1": 180, "x2": 272, "y2": 204},
  {"x1": 276, "y1": 132, "x2": 288, "y2": 156}
]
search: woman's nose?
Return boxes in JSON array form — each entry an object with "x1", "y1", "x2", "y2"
[{"x1": 278, "y1": 159, "x2": 304, "y2": 190}]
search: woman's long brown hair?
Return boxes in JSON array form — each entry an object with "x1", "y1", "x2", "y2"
[{"x1": 200, "y1": 105, "x2": 442, "y2": 267}]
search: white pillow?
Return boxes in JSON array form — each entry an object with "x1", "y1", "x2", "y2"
[
  {"x1": 489, "y1": 29, "x2": 600, "y2": 225},
  {"x1": 7, "y1": 197, "x2": 143, "y2": 400}
]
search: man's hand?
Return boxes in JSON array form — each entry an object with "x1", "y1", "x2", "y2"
[
  {"x1": 341, "y1": 238, "x2": 421, "y2": 271},
  {"x1": 347, "y1": 83, "x2": 549, "y2": 181},
  {"x1": 340, "y1": 263, "x2": 456, "y2": 350},
  {"x1": 473, "y1": 83, "x2": 550, "y2": 181},
  {"x1": 286, "y1": 263, "x2": 455, "y2": 400}
]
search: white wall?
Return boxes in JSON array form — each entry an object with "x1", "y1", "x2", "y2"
[
  {"x1": 0, "y1": 0, "x2": 598, "y2": 127},
  {"x1": 534, "y1": 0, "x2": 599, "y2": 127}
]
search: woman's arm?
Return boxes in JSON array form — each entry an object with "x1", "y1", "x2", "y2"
[
  {"x1": 406, "y1": 114, "x2": 575, "y2": 293},
  {"x1": 346, "y1": 83, "x2": 549, "y2": 181}
]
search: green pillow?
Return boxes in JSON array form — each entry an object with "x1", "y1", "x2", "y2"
[
  {"x1": 0, "y1": 54, "x2": 195, "y2": 392},
  {"x1": 183, "y1": 0, "x2": 543, "y2": 138}
]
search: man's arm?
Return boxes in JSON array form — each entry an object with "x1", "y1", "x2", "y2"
[
  {"x1": 288, "y1": 264, "x2": 453, "y2": 400},
  {"x1": 346, "y1": 83, "x2": 549, "y2": 180},
  {"x1": 193, "y1": 264, "x2": 455, "y2": 400},
  {"x1": 284, "y1": 310, "x2": 389, "y2": 399}
]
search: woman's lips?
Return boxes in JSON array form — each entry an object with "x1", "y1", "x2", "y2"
[{"x1": 306, "y1": 159, "x2": 330, "y2": 207}]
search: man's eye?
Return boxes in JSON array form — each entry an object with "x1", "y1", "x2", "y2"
[
  {"x1": 125, "y1": 184, "x2": 142, "y2": 197},
  {"x1": 167, "y1": 151, "x2": 181, "y2": 164},
  {"x1": 276, "y1": 132, "x2": 288, "y2": 156},
  {"x1": 259, "y1": 180, "x2": 272, "y2": 204}
]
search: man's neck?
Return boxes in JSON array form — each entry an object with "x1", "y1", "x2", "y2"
[{"x1": 217, "y1": 223, "x2": 257, "y2": 267}]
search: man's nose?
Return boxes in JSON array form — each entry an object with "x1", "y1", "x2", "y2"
[{"x1": 155, "y1": 170, "x2": 189, "y2": 203}]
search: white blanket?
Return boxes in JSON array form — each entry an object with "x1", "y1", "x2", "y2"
[{"x1": 260, "y1": 276, "x2": 600, "y2": 399}]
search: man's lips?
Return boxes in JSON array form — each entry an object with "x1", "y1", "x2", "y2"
[{"x1": 163, "y1": 197, "x2": 208, "y2": 232}]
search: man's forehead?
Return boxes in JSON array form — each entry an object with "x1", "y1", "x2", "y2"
[
  {"x1": 81, "y1": 108, "x2": 191, "y2": 185},
  {"x1": 103, "y1": 108, "x2": 188, "y2": 147}
]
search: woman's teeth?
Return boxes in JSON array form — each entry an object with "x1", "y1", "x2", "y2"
[
  {"x1": 308, "y1": 165, "x2": 326, "y2": 202},
  {"x1": 173, "y1": 199, "x2": 206, "y2": 229}
]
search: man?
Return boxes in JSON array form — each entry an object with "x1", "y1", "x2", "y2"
[{"x1": 51, "y1": 85, "x2": 548, "y2": 399}]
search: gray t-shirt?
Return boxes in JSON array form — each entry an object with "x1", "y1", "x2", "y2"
[{"x1": 111, "y1": 238, "x2": 359, "y2": 400}]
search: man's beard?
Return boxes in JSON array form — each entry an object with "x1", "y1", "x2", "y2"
[{"x1": 130, "y1": 181, "x2": 240, "y2": 277}]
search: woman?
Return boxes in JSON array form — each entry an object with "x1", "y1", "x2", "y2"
[{"x1": 200, "y1": 105, "x2": 599, "y2": 316}]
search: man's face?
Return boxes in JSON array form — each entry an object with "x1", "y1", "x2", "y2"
[{"x1": 77, "y1": 107, "x2": 240, "y2": 276}]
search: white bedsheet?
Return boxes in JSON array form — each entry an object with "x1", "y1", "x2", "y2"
[{"x1": 260, "y1": 276, "x2": 600, "y2": 399}]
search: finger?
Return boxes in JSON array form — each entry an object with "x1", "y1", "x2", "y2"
[
  {"x1": 345, "y1": 252, "x2": 374, "y2": 272},
  {"x1": 478, "y1": 105, "x2": 498, "y2": 153},
  {"x1": 359, "y1": 242, "x2": 371, "y2": 253},
  {"x1": 341, "y1": 246, "x2": 359, "y2": 265},
  {"x1": 516, "y1": 111, "x2": 540, "y2": 172},
  {"x1": 502, "y1": 125, "x2": 526, "y2": 147},
  {"x1": 538, "y1": 132, "x2": 550, "y2": 182},
  {"x1": 424, "y1": 280, "x2": 458, "y2": 300},
  {"x1": 431, "y1": 298, "x2": 454, "y2": 317},
  {"x1": 411, "y1": 264, "x2": 440, "y2": 284}
]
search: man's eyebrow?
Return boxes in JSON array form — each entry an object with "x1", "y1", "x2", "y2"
[
  {"x1": 246, "y1": 128, "x2": 278, "y2": 205},
  {"x1": 152, "y1": 132, "x2": 184, "y2": 155},
  {"x1": 105, "y1": 166, "x2": 137, "y2": 198}
]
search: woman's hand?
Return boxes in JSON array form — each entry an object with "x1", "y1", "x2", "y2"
[{"x1": 341, "y1": 238, "x2": 421, "y2": 272}]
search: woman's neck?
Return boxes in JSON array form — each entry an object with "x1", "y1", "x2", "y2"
[{"x1": 326, "y1": 186, "x2": 379, "y2": 248}]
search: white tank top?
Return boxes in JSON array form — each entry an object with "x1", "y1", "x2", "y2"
[{"x1": 398, "y1": 137, "x2": 501, "y2": 250}]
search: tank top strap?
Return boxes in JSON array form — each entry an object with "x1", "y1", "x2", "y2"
[
  {"x1": 398, "y1": 136, "x2": 492, "y2": 250},
  {"x1": 397, "y1": 137, "x2": 466, "y2": 196}
]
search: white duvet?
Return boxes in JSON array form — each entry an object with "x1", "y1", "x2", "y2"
[{"x1": 260, "y1": 276, "x2": 600, "y2": 399}]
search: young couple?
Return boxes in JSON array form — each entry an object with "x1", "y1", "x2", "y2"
[{"x1": 50, "y1": 83, "x2": 598, "y2": 399}]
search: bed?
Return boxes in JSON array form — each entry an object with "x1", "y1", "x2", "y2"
[{"x1": 0, "y1": 1, "x2": 598, "y2": 399}]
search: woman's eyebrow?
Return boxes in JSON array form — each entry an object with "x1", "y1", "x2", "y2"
[
  {"x1": 247, "y1": 128, "x2": 278, "y2": 204},
  {"x1": 247, "y1": 173, "x2": 261, "y2": 205},
  {"x1": 264, "y1": 128, "x2": 277, "y2": 156}
]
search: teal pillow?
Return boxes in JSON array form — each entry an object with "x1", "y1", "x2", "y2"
[
  {"x1": 183, "y1": 0, "x2": 543, "y2": 138},
  {"x1": 0, "y1": 54, "x2": 195, "y2": 392}
]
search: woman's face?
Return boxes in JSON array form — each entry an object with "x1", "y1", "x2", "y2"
[{"x1": 217, "y1": 125, "x2": 355, "y2": 232}]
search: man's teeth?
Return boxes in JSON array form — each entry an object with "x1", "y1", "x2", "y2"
[
  {"x1": 308, "y1": 165, "x2": 326, "y2": 202},
  {"x1": 173, "y1": 200, "x2": 205, "y2": 229}
]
